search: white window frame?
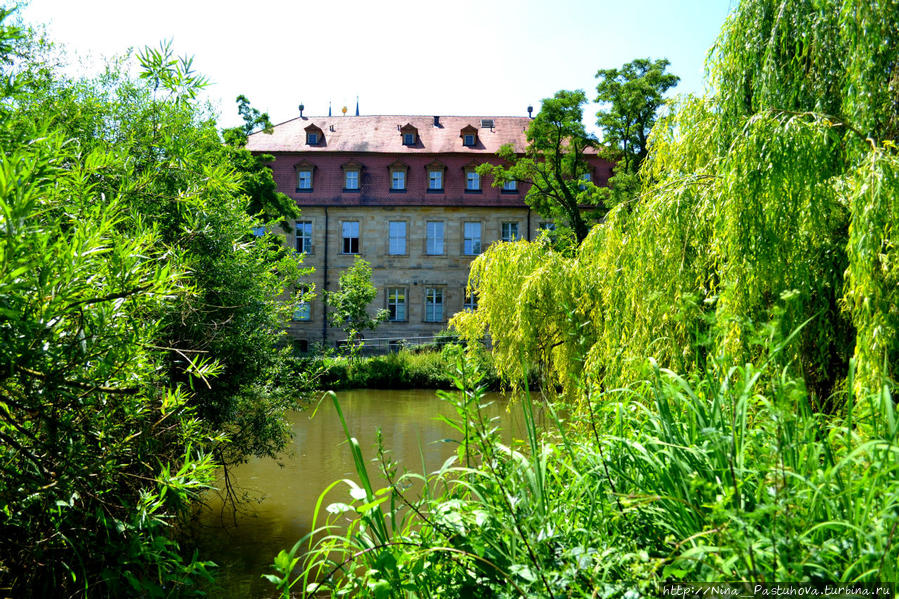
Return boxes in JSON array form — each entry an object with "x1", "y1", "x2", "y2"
[
  {"x1": 386, "y1": 287, "x2": 407, "y2": 322},
  {"x1": 388, "y1": 221, "x2": 406, "y2": 255},
  {"x1": 465, "y1": 170, "x2": 480, "y2": 191},
  {"x1": 296, "y1": 220, "x2": 313, "y2": 253},
  {"x1": 463, "y1": 288, "x2": 477, "y2": 311},
  {"x1": 426, "y1": 221, "x2": 444, "y2": 255},
  {"x1": 294, "y1": 286, "x2": 311, "y2": 321},
  {"x1": 463, "y1": 222, "x2": 482, "y2": 255},
  {"x1": 297, "y1": 169, "x2": 313, "y2": 190},
  {"x1": 391, "y1": 170, "x2": 406, "y2": 190},
  {"x1": 428, "y1": 169, "x2": 443, "y2": 190},
  {"x1": 501, "y1": 222, "x2": 519, "y2": 242},
  {"x1": 342, "y1": 221, "x2": 360, "y2": 254},
  {"x1": 503, "y1": 179, "x2": 518, "y2": 191},
  {"x1": 424, "y1": 288, "x2": 444, "y2": 322},
  {"x1": 345, "y1": 169, "x2": 359, "y2": 190}
]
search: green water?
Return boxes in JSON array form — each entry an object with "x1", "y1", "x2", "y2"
[{"x1": 191, "y1": 388, "x2": 538, "y2": 598}]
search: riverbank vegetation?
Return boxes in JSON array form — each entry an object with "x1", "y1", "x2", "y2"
[
  {"x1": 296, "y1": 344, "x2": 501, "y2": 391},
  {"x1": 0, "y1": 9, "x2": 308, "y2": 596},
  {"x1": 272, "y1": 0, "x2": 899, "y2": 595}
]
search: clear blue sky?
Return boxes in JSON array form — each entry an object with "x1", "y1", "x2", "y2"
[{"x1": 22, "y1": 0, "x2": 736, "y2": 132}]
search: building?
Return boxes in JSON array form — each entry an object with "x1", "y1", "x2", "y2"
[{"x1": 247, "y1": 113, "x2": 612, "y2": 351}]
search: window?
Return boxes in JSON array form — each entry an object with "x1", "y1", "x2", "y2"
[
  {"x1": 294, "y1": 286, "x2": 311, "y2": 321},
  {"x1": 428, "y1": 169, "x2": 443, "y2": 191},
  {"x1": 463, "y1": 222, "x2": 481, "y2": 255},
  {"x1": 502, "y1": 179, "x2": 518, "y2": 192},
  {"x1": 388, "y1": 221, "x2": 406, "y2": 255},
  {"x1": 305, "y1": 124, "x2": 324, "y2": 146},
  {"x1": 578, "y1": 172, "x2": 592, "y2": 191},
  {"x1": 538, "y1": 222, "x2": 557, "y2": 241},
  {"x1": 296, "y1": 220, "x2": 313, "y2": 253},
  {"x1": 463, "y1": 288, "x2": 477, "y2": 311},
  {"x1": 501, "y1": 222, "x2": 519, "y2": 242},
  {"x1": 342, "y1": 221, "x2": 360, "y2": 254},
  {"x1": 391, "y1": 170, "x2": 406, "y2": 191},
  {"x1": 251, "y1": 226, "x2": 266, "y2": 237},
  {"x1": 424, "y1": 288, "x2": 444, "y2": 322},
  {"x1": 460, "y1": 125, "x2": 478, "y2": 147},
  {"x1": 400, "y1": 124, "x2": 419, "y2": 146},
  {"x1": 345, "y1": 169, "x2": 359, "y2": 190},
  {"x1": 386, "y1": 287, "x2": 406, "y2": 321},
  {"x1": 465, "y1": 170, "x2": 480, "y2": 191},
  {"x1": 297, "y1": 169, "x2": 313, "y2": 190},
  {"x1": 426, "y1": 221, "x2": 444, "y2": 255}
]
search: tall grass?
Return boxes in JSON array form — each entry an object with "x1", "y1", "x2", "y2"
[{"x1": 268, "y1": 349, "x2": 899, "y2": 597}]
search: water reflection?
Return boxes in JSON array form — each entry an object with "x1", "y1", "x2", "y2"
[{"x1": 191, "y1": 388, "x2": 540, "y2": 598}]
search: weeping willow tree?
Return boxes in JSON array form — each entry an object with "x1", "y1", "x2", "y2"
[{"x1": 454, "y1": 0, "x2": 898, "y2": 400}]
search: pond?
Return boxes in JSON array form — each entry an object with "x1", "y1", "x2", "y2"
[{"x1": 191, "y1": 387, "x2": 543, "y2": 598}]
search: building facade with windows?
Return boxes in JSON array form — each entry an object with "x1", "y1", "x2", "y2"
[{"x1": 247, "y1": 114, "x2": 612, "y2": 350}]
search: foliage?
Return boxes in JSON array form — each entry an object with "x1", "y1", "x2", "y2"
[
  {"x1": 300, "y1": 346, "x2": 501, "y2": 391},
  {"x1": 478, "y1": 90, "x2": 603, "y2": 245},
  {"x1": 221, "y1": 94, "x2": 300, "y2": 225},
  {"x1": 0, "y1": 96, "x2": 219, "y2": 596},
  {"x1": 595, "y1": 57, "x2": 679, "y2": 174},
  {"x1": 271, "y1": 349, "x2": 899, "y2": 596},
  {"x1": 0, "y1": 11, "x2": 310, "y2": 595},
  {"x1": 327, "y1": 257, "x2": 388, "y2": 347},
  {"x1": 458, "y1": 0, "x2": 899, "y2": 399}
]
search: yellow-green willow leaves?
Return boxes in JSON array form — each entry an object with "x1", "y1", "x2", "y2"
[{"x1": 459, "y1": 0, "x2": 899, "y2": 401}]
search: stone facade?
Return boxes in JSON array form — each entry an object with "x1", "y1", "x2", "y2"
[{"x1": 247, "y1": 115, "x2": 612, "y2": 350}]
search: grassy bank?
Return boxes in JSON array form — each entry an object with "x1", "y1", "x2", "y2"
[{"x1": 290, "y1": 346, "x2": 503, "y2": 391}]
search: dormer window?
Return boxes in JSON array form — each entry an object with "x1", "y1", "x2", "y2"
[
  {"x1": 400, "y1": 123, "x2": 418, "y2": 146},
  {"x1": 460, "y1": 125, "x2": 478, "y2": 147},
  {"x1": 304, "y1": 124, "x2": 324, "y2": 146},
  {"x1": 388, "y1": 160, "x2": 408, "y2": 192}
]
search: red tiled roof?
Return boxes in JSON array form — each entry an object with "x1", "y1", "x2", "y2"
[{"x1": 247, "y1": 115, "x2": 532, "y2": 154}]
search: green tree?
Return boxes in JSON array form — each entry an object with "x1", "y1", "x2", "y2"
[
  {"x1": 594, "y1": 57, "x2": 679, "y2": 174},
  {"x1": 0, "y1": 14, "x2": 312, "y2": 594},
  {"x1": 222, "y1": 94, "x2": 300, "y2": 225},
  {"x1": 478, "y1": 90, "x2": 601, "y2": 245},
  {"x1": 459, "y1": 0, "x2": 898, "y2": 400},
  {"x1": 327, "y1": 257, "x2": 388, "y2": 347}
]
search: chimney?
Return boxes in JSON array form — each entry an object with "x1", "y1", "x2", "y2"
[
  {"x1": 433, "y1": 115, "x2": 440, "y2": 127},
  {"x1": 527, "y1": 105, "x2": 533, "y2": 119},
  {"x1": 299, "y1": 103, "x2": 305, "y2": 118}
]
